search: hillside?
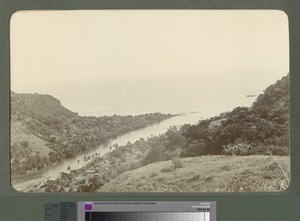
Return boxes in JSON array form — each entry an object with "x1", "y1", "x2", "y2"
[
  {"x1": 98, "y1": 155, "x2": 290, "y2": 192},
  {"x1": 11, "y1": 92, "x2": 173, "y2": 175},
  {"x1": 182, "y1": 74, "x2": 289, "y2": 157},
  {"x1": 28, "y1": 148, "x2": 290, "y2": 193}
]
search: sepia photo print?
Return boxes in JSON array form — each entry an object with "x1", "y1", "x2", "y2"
[{"x1": 10, "y1": 10, "x2": 290, "y2": 192}]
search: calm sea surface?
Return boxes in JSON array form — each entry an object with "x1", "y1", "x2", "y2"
[{"x1": 56, "y1": 75, "x2": 259, "y2": 117}]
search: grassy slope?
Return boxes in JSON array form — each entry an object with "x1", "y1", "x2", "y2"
[
  {"x1": 98, "y1": 155, "x2": 290, "y2": 192},
  {"x1": 11, "y1": 122, "x2": 52, "y2": 157}
]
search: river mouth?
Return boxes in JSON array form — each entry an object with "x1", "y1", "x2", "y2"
[{"x1": 11, "y1": 112, "x2": 210, "y2": 192}]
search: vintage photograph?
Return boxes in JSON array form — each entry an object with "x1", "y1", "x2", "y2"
[{"x1": 10, "y1": 10, "x2": 290, "y2": 192}]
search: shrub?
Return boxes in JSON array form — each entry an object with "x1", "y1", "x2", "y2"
[
  {"x1": 141, "y1": 145, "x2": 164, "y2": 166},
  {"x1": 117, "y1": 166, "x2": 126, "y2": 174},
  {"x1": 223, "y1": 142, "x2": 251, "y2": 156},
  {"x1": 20, "y1": 141, "x2": 29, "y2": 148},
  {"x1": 128, "y1": 162, "x2": 142, "y2": 171},
  {"x1": 171, "y1": 156, "x2": 183, "y2": 169},
  {"x1": 110, "y1": 149, "x2": 123, "y2": 158},
  {"x1": 156, "y1": 177, "x2": 168, "y2": 183},
  {"x1": 78, "y1": 184, "x2": 92, "y2": 192},
  {"x1": 150, "y1": 172, "x2": 158, "y2": 177},
  {"x1": 271, "y1": 146, "x2": 290, "y2": 156},
  {"x1": 160, "y1": 165, "x2": 174, "y2": 173}
]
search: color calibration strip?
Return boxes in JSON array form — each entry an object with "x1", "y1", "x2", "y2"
[{"x1": 84, "y1": 212, "x2": 211, "y2": 221}]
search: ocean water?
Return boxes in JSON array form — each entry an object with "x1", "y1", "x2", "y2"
[
  {"x1": 62, "y1": 91, "x2": 256, "y2": 119},
  {"x1": 54, "y1": 74, "x2": 260, "y2": 118}
]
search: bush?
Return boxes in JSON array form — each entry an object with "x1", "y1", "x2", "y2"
[
  {"x1": 271, "y1": 146, "x2": 290, "y2": 156},
  {"x1": 161, "y1": 165, "x2": 174, "y2": 173},
  {"x1": 128, "y1": 162, "x2": 142, "y2": 171},
  {"x1": 171, "y1": 157, "x2": 183, "y2": 169},
  {"x1": 223, "y1": 142, "x2": 251, "y2": 156},
  {"x1": 141, "y1": 145, "x2": 164, "y2": 166},
  {"x1": 180, "y1": 140, "x2": 207, "y2": 157},
  {"x1": 20, "y1": 141, "x2": 29, "y2": 148},
  {"x1": 110, "y1": 149, "x2": 123, "y2": 158},
  {"x1": 150, "y1": 172, "x2": 158, "y2": 177}
]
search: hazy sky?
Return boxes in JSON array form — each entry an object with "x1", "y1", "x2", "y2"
[{"x1": 10, "y1": 10, "x2": 289, "y2": 96}]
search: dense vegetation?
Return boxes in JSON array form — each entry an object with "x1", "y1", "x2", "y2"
[
  {"x1": 11, "y1": 92, "x2": 172, "y2": 175},
  {"x1": 140, "y1": 74, "x2": 289, "y2": 165},
  {"x1": 184, "y1": 74, "x2": 289, "y2": 156}
]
